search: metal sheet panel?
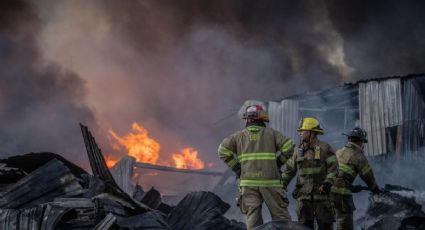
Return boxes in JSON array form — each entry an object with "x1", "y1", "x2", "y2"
[
  {"x1": 402, "y1": 79, "x2": 425, "y2": 159},
  {"x1": 268, "y1": 100, "x2": 299, "y2": 141},
  {"x1": 359, "y1": 79, "x2": 403, "y2": 156}
]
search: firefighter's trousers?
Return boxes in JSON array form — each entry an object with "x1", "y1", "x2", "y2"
[
  {"x1": 239, "y1": 187, "x2": 291, "y2": 230},
  {"x1": 297, "y1": 198, "x2": 335, "y2": 230},
  {"x1": 332, "y1": 194, "x2": 355, "y2": 230}
]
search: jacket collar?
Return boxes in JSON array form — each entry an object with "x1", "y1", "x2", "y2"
[{"x1": 346, "y1": 141, "x2": 363, "y2": 152}]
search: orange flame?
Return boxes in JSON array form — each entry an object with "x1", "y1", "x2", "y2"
[
  {"x1": 172, "y1": 147, "x2": 205, "y2": 169},
  {"x1": 105, "y1": 154, "x2": 118, "y2": 168},
  {"x1": 108, "y1": 123, "x2": 160, "y2": 164},
  {"x1": 108, "y1": 122, "x2": 205, "y2": 170}
]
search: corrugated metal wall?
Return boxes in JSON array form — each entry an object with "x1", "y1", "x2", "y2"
[
  {"x1": 402, "y1": 79, "x2": 425, "y2": 159},
  {"x1": 268, "y1": 100, "x2": 299, "y2": 141},
  {"x1": 359, "y1": 79, "x2": 403, "y2": 156}
]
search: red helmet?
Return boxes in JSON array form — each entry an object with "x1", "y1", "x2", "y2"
[{"x1": 242, "y1": 105, "x2": 269, "y2": 122}]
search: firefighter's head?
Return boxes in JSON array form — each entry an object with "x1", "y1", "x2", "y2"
[
  {"x1": 343, "y1": 127, "x2": 368, "y2": 147},
  {"x1": 242, "y1": 104, "x2": 269, "y2": 123},
  {"x1": 297, "y1": 117, "x2": 324, "y2": 142}
]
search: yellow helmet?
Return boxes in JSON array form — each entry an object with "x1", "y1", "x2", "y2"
[{"x1": 297, "y1": 117, "x2": 324, "y2": 135}]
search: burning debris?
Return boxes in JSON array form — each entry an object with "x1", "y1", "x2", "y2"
[
  {"x1": 0, "y1": 124, "x2": 244, "y2": 229},
  {"x1": 1, "y1": 124, "x2": 425, "y2": 229},
  {"x1": 107, "y1": 122, "x2": 207, "y2": 170}
]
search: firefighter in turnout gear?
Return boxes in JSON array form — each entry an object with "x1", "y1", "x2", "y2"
[
  {"x1": 331, "y1": 127, "x2": 381, "y2": 230},
  {"x1": 218, "y1": 104, "x2": 294, "y2": 230},
  {"x1": 281, "y1": 117, "x2": 337, "y2": 230}
]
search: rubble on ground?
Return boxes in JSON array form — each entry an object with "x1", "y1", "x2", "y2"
[
  {"x1": 0, "y1": 124, "x2": 246, "y2": 229},
  {"x1": 2, "y1": 124, "x2": 425, "y2": 229},
  {"x1": 356, "y1": 184, "x2": 425, "y2": 230}
]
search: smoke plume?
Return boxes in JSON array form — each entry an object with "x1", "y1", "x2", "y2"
[
  {"x1": 0, "y1": 0, "x2": 95, "y2": 170},
  {"x1": 2, "y1": 0, "x2": 425, "y2": 207}
]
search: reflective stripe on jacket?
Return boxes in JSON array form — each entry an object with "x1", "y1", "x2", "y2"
[
  {"x1": 218, "y1": 125, "x2": 294, "y2": 187},
  {"x1": 282, "y1": 138, "x2": 338, "y2": 200},
  {"x1": 331, "y1": 142, "x2": 377, "y2": 196}
]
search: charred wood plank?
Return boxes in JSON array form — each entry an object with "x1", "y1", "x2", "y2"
[
  {"x1": 80, "y1": 124, "x2": 148, "y2": 214},
  {"x1": 80, "y1": 124, "x2": 118, "y2": 187},
  {"x1": 117, "y1": 211, "x2": 171, "y2": 230},
  {"x1": 0, "y1": 152, "x2": 87, "y2": 177},
  {"x1": 80, "y1": 174, "x2": 106, "y2": 198},
  {"x1": 0, "y1": 163, "x2": 27, "y2": 184},
  {"x1": 167, "y1": 191, "x2": 245, "y2": 230},
  {"x1": 93, "y1": 213, "x2": 116, "y2": 230},
  {"x1": 40, "y1": 204, "x2": 71, "y2": 230},
  {"x1": 0, "y1": 206, "x2": 45, "y2": 230},
  {"x1": 141, "y1": 187, "x2": 161, "y2": 210},
  {"x1": 0, "y1": 159, "x2": 83, "y2": 209}
]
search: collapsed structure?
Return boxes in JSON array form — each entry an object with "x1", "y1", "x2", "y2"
[
  {"x1": 1, "y1": 75, "x2": 425, "y2": 229},
  {"x1": 244, "y1": 74, "x2": 425, "y2": 159},
  {"x1": 0, "y1": 124, "x2": 246, "y2": 229}
]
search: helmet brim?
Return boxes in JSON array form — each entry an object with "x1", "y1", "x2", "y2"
[
  {"x1": 342, "y1": 133, "x2": 368, "y2": 143},
  {"x1": 297, "y1": 128, "x2": 324, "y2": 135}
]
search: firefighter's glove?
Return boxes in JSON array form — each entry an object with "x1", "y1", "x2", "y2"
[
  {"x1": 232, "y1": 164, "x2": 241, "y2": 178},
  {"x1": 372, "y1": 186, "x2": 383, "y2": 195},
  {"x1": 319, "y1": 182, "x2": 332, "y2": 194}
]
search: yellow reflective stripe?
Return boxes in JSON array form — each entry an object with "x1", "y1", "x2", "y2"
[
  {"x1": 326, "y1": 155, "x2": 337, "y2": 164},
  {"x1": 239, "y1": 157, "x2": 276, "y2": 162},
  {"x1": 227, "y1": 159, "x2": 238, "y2": 168},
  {"x1": 218, "y1": 145, "x2": 234, "y2": 157},
  {"x1": 286, "y1": 158, "x2": 295, "y2": 169},
  {"x1": 238, "y1": 152, "x2": 276, "y2": 162},
  {"x1": 240, "y1": 179, "x2": 282, "y2": 187},
  {"x1": 339, "y1": 163, "x2": 356, "y2": 177},
  {"x1": 280, "y1": 139, "x2": 294, "y2": 153},
  {"x1": 299, "y1": 167, "x2": 321, "y2": 176},
  {"x1": 246, "y1": 126, "x2": 262, "y2": 132},
  {"x1": 361, "y1": 164, "x2": 372, "y2": 175},
  {"x1": 331, "y1": 186, "x2": 352, "y2": 195}
]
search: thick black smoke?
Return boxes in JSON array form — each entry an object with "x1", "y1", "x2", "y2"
[
  {"x1": 0, "y1": 1, "x2": 96, "y2": 169},
  {"x1": 70, "y1": 0, "x2": 352, "y2": 165},
  {"x1": 325, "y1": 0, "x2": 425, "y2": 78}
]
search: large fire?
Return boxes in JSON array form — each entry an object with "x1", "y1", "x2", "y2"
[
  {"x1": 109, "y1": 123, "x2": 160, "y2": 164},
  {"x1": 108, "y1": 122, "x2": 205, "y2": 170},
  {"x1": 105, "y1": 154, "x2": 119, "y2": 168},
  {"x1": 172, "y1": 148, "x2": 204, "y2": 169}
]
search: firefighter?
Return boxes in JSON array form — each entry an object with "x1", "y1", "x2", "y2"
[
  {"x1": 281, "y1": 117, "x2": 337, "y2": 230},
  {"x1": 331, "y1": 127, "x2": 381, "y2": 230},
  {"x1": 217, "y1": 104, "x2": 295, "y2": 230}
]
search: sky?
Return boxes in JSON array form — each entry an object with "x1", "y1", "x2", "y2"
[{"x1": 1, "y1": 0, "x2": 425, "y2": 192}]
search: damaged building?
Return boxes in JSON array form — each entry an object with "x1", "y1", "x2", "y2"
[
  {"x1": 1, "y1": 75, "x2": 425, "y2": 229},
  {"x1": 244, "y1": 74, "x2": 425, "y2": 161}
]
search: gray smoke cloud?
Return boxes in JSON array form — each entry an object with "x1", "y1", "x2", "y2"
[
  {"x1": 35, "y1": 0, "x2": 354, "y2": 167},
  {"x1": 0, "y1": 0, "x2": 96, "y2": 170},
  {"x1": 2, "y1": 0, "x2": 425, "y2": 208},
  {"x1": 326, "y1": 0, "x2": 425, "y2": 78}
]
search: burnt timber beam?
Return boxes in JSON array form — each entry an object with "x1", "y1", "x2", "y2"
[{"x1": 133, "y1": 162, "x2": 224, "y2": 176}]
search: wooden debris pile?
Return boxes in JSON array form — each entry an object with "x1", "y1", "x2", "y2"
[{"x1": 0, "y1": 124, "x2": 245, "y2": 230}]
